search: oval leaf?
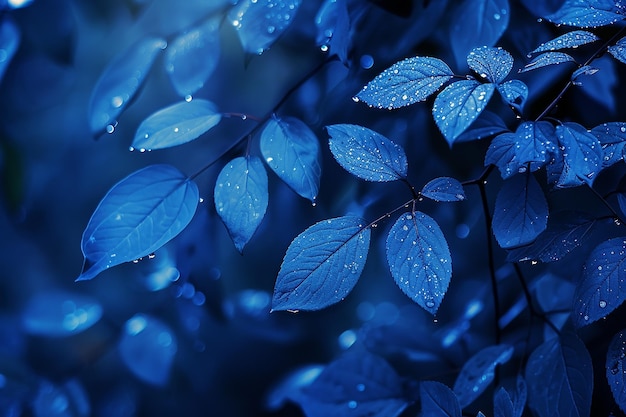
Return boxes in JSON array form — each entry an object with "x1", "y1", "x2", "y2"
[
  {"x1": 433, "y1": 80, "x2": 495, "y2": 146},
  {"x1": 88, "y1": 37, "x2": 167, "y2": 134},
  {"x1": 300, "y1": 351, "x2": 407, "y2": 417},
  {"x1": 214, "y1": 156, "x2": 268, "y2": 253},
  {"x1": 467, "y1": 46, "x2": 513, "y2": 84},
  {"x1": 132, "y1": 99, "x2": 222, "y2": 151},
  {"x1": 520, "y1": 52, "x2": 576, "y2": 73},
  {"x1": 0, "y1": 17, "x2": 20, "y2": 84},
  {"x1": 386, "y1": 211, "x2": 452, "y2": 314},
  {"x1": 591, "y1": 122, "x2": 626, "y2": 167},
  {"x1": 492, "y1": 172, "x2": 549, "y2": 249},
  {"x1": 165, "y1": 18, "x2": 221, "y2": 97},
  {"x1": 228, "y1": 0, "x2": 301, "y2": 55},
  {"x1": 530, "y1": 30, "x2": 599, "y2": 55},
  {"x1": 498, "y1": 80, "x2": 528, "y2": 111},
  {"x1": 78, "y1": 164, "x2": 199, "y2": 281},
  {"x1": 545, "y1": 0, "x2": 624, "y2": 28},
  {"x1": 526, "y1": 332, "x2": 593, "y2": 417},
  {"x1": 327, "y1": 124, "x2": 408, "y2": 182},
  {"x1": 260, "y1": 116, "x2": 321, "y2": 202},
  {"x1": 420, "y1": 381, "x2": 462, "y2": 417},
  {"x1": 573, "y1": 237, "x2": 626, "y2": 327},
  {"x1": 450, "y1": 0, "x2": 510, "y2": 68},
  {"x1": 119, "y1": 314, "x2": 177, "y2": 386},
  {"x1": 453, "y1": 344, "x2": 514, "y2": 408},
  {"x1": 421, "y1": 177, "x2": 466, "y2": 202},
  {"x1": 272, "y1": 216, "x2": 370, "y2": 311},
  {"x1": 355, "y1": 57, "x2": 453, "y2": 109},
  {"x1": 553, "y1": 122, "x2": 602, "y2": 187},
  {"x1": 608, "y1": 36, "x2": 626, "y2": 64},
  {"x1": 21, "y1": 290, "x2": 102, "y2": 337},
  {"x1": 607, "y1": 329, "x2": 626, "y2": 414}
]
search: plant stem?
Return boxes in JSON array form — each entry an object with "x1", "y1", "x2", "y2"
[
  {"x1": 513, "y1": 263, "x2": 560, "y2": 335},
  {"x1": 587, "y1": 184, "x2": 626, "y2": 225}
]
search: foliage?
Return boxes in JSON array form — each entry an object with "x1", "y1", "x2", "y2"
[{"x1": 5, "y1": 0, "x2": 626, "y2": 416}]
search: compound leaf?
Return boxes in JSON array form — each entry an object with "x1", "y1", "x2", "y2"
[
  {"x1": 608, "y1": 36, "x2": 626, "y2": 64},
  {"x1": 607, "y1": 330, "x2": 626, "y2": 414},
  {"x1": 526, "y1": 332, "x2": 593, "y2": 417},
  {"x1": 467, "y1": 46, "x2": 513, "y2": 84},
  {"x1": 327, "y1": 124, "x2": 408, "y2": 182},
  {"x1": 300, "y1": 351, "x2": 407, "y2": 417},
  {"x1": 88, "y1": 37, "x2": 166, "y2": 134},
  {"x1": 165, "y1": 18, "x2": 221, "y2": 97},
  {"x1": 260, "y1": 116, "x2": 321, "y2": 202},
  {"x1": 506, "y1": 210, "x2": 597, "y2": 263},
  {"x1": 545, "y1": 0, "x2": 624, "y2": 28},
  {"x1": 486, "y1": 121, "x2": 554, "y2": 179},
  {"x1": 356, "y1": 57, "x2": 453, "y2": 109},
  {"x1": 453, "y1": 344, "x2": 514, "y2": 408},
  {"x1": 228, "y1": 0, "x2": 301, "y2": 55},
  {"x1": 433, "y1": 80, "x2": 495, "y2": 146},
  {"x1": 590, "y1": 122, "x2": 626, "y2": 167},
  {"x1": 492, "y1": 172, "x2": 549, "y2": 249},
  {"x1": 78, "y1": 164, "x2": 199, "y2": 281},
  {"x1": 421, "y1": 177, "x2": 466, "y2": 202},
  {"x1": 132, "y1": 99, "x2": 222, "y2": 151},
  {"x1": 386, "y1": 211, "x2": 452, "y2": 315},
  {"x1": 272, "y1": 216, "x2": 370, "y2": 311},
  {"x1": 214, "y1": 156, "x2": 268, "y2": 253},
  {"x1": 530, "y1": 30, "x2": 599, "y2": 55},
  {"x1": 552, "y1": 122, "x2": 602, "y2": 187},
  {"x1": 520, "y1": 52, "x2": 576, "y2": 72},
  {"x1": 420, "y1": 381, "x2": 462, "y2": 417},
  {"x1": 573, "y1": 237, "x2": 626, "y2": 327},
  {"x1": 449, "y1": 0, "x2": 510, "y2": 68}
]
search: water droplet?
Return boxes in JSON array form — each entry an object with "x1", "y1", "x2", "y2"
[
  {"x1": 425, "y1": 300, "x2": 435, "y2": 308},
  {"x1": 352, "y1": 96, "x2": 360, "y2": 103},
  {"x1": 356, "y1": 383, "x2": 365, "y2": 392},
  {"x1": 320, "y1": 44, "x2": 329, "y2": 52},
  {"x1": 106, "y1": 124, "x2": 115, "y2": 134},
  {"x1": 148, "y1": 253, "x2": 156, "y2": 259},
  {"x1": 600, "y1": 300, "x2": 607, "y2": 308},
  {"x1": 584, "y1": 314, "x2": 589, "y2": 321},
  {"x1": 267, "y1": 25, "x2": 275, "y2": 34},
  {"x1": 185, "y1": 95, "x2": 193, "y2": 102},
  {"x1": 493, "y1": 13, "x2": 501, "y2": 20},
  {"x1": 360, "y1": 54, "x2": 374, "y2": 69},
  {"x1": 348, "y1": 400, "x2": 357, "y2": 409}
]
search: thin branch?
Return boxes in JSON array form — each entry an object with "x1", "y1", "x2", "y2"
[{"x1": 513, "y1": 263, "x2": 560, "y2": 335}]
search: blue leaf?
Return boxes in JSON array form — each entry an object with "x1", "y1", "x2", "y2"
[
  {"x1": 78, "y1": 164, "x2": 199, "y2": 281},
  {"x1": 467, "y1": 46, "x2": 513, "y2": 84},
  {"x1": 526, "y1": 332, "x2": 593, "y2": 417},
  {"x1": 327, "y1": 124, "x2": 408, "y2": 182},
  {"x1": 551, "y1": 122, "x2": 602, "y2": 187},
  {"x1": 606, "y1": 330, "x2": 626, "y2": 414},
  {"x1": 594, "y1": 122, "x2": 626, "y2": 167},
  {"x1": 21, "y1": 290, "x2": 102, "y2": 337},
  {"x1": 570, "y1": 64, "x2": 599, "y2": 83},
  {"x1": 118, "y1": 314, "x2": 177, "y2": 386},
  {"x1": 421, "y1": 177, "x2": 466, "y2": 202},
  {"x1": 164, "y1": 18, "x2": 221, "y2": 97},
  {"x1": 512, "y1": 375, "x2": 528, "y2": 417},
  {"x1": 609, "y1": 36, "x2": 626, "y2": 64},
  {"x1": 355, "y1": 57, "x2": 453, "y2": 109},
  {"x1": 455, "y1": 111, "x2": 509, "y2": 143},
  {"x1": 573, "y1": 237, "x2": 626, "y2": 327},
  {"x1": 299, "y1": 351, "x2": 407, "y2": 417},
  {"x1": 386, "y1": 211, "x2": 452, "y2": 314},
  {"x1": 530, "y1": 30, "x2": 599, "y2": 55},
  {"x1": 88, "y1": 37, "x2": 167, "y2": 134},
  {"x1": 266, "y1": 364, "x2": 324, "y2": 411},
  {"x1": 0, "y1": 17, "x2": 20, "y2": 84},
  {"x1": 494, "y1": 387, "x2": 515, "y2": 417},
  {"x1": 272, "y1": 216, "x2": 370, "y2": 311},
  {"x1": 449, "y1": 0, "x2": 510, "y2": 68},
  {"x1": 493, "y1": 173, "x2": 548, "y2": 249},
  {"x1": 315, "y1": 0, "x2": 350, "y2": 63},
  {"x1": 260, "y1": 115, "x2": 321, "y2": 202},
  {"x1": 214, "y1": 156, "x2": 268, "y2": 253},
  {"x1": 520, "y1": 52, "x2": 576, "y2": 72},
  {"x1": 228, "y1": 0, "x2": 302, "y2": 55},
  {"x1": 497, "y1": 80, "x2": 528, "y2": 111},
  {"x1": 433, "y1": 80, "x2": 495, "y2": 146},
  {"x1": 420, "y1": 381, "x2": 462, "y2": 417},
  {"x1": 577, "y1": 56, "x2": 617, "y2": 112},
  {"x1": 545, "y1": 0, "x2": 624, "y2": 28},
  {"x1": 506, "y1": 210, "x2": 597, "y2": 263},
  {"x1": 131, "y1": 99, "x2": 222, "y2": 151},
  {"x1": 453, "y1": 344, "x2": 514, "y2": 408},
  {"x1": 486, "y1": 121, "x2": 555, "y2": 179}
]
